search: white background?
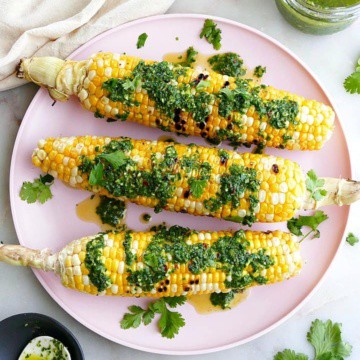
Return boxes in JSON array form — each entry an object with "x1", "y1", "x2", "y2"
[{"x1": 0, "y1": 0, "x2": 359, "y2": 358}]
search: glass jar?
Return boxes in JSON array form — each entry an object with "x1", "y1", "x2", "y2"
[{"x1": 276, "y1": 0, "x2": 360, "y2": 35}]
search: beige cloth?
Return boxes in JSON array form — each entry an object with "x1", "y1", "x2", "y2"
[{"x1": 0, "y1": 0, "x2": 174, "y2": 90}]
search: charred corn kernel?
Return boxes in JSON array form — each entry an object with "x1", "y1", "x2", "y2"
[
  {"x1": 32, "y1": 136, "x2": 307, "y2": 223},
  {"x1": 55, "y1": 229, "x2": 302, "y2": 297}
]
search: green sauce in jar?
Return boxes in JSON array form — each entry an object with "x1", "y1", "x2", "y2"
[{"x1": 276, "y1": 0, "x2": 360, "y2": 35}]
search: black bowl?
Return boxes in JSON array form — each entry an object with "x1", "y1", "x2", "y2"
[{"x1": 0, "y1": 313, "x2": 84, "y2": 360}]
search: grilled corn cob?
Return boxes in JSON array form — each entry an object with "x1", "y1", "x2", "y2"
[
  {"x1": 18, "y1": 53, "x2": 335, "y2": 150},
  {"x1": 0, "y1": 228, "x2": 302, "y2": 297},
  {"x1": 32, "y1": 136, "x2": 359, "y2": 224}
]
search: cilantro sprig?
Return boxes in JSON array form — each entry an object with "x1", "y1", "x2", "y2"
[
  {"x1": 306, "y1": 170, "x2": 327, "y2": 202},
  {"x1": 344, "y1": 57, "x2": 360, "y2": 94},
  {"x1": 120, "y1": 296, "x2": 186, "y2": 339},
  {"x1": 180, "y1": 46, "x2": 198, "y2": 68},
  {"x1": 200, "y1": 19, "x2": 222, "y2": 50},
  {"x1": 136, "y1": 33, "x2": 148, "y2": 49},
  {"x1": 274, "y1": 319, "x2": 352, "y2": 360},
  {"x1": 287, "y1": 210, "x2": 328, "y2": 241},
  {"x1": 346, "y1": 232, "x2": 359, "y2": 246},
  {"x1": 20, "y1": 174, "x2": 54, "y2": 204}
]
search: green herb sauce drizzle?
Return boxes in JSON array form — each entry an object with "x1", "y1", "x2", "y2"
[
  {"x1": 125, "y1": 225, "x2": 274, "y2": 294},
  {"x1": 85, "y1": 234, "x2": 111, "y2": 292}
]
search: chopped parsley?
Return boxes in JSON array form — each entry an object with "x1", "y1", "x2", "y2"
[
  {"x1": 84, "y1": 234, "x2": 111, "y2": 292},
  {"x1": 180, "y1": 46, "x2": 198, "y2": 67},
  {"x1": 136, "y1": 33, "x2": 148, "y2": 49},
  {"x1": 253, "y1": 65, "x2": 266, "y2": 78},
  {"x1": 208, "y1": 52, "x2": 246, "y2": 77},
  {"x1": 344, "y1": 57, "x2": 360, "y2": 94},
  {"x1": 20, "y1": 174, "x2": 54, "y2": 204},
  {"x1": 95, "y1": 196, "x2": 126, "y2": 227},
  {"x1": 120, "y1": 296, "x2": 186, "y2": 339},
  {"x1": 123, "y1": 226, "x2": 273, "y2": 297},
  {"x1": 306, "y1": 170, "x2": 327, "y2": 201},
  {"x1": 102, "y1": 75, "x2": 141, "y2": 106},
  {"x1": 265, "y1": 99, "x2": 299, "y2": 129},
  {"x1": 204, "y1": 164, "x2": 260, "y2": 226},
  {"x1": 210, "y1": 290, "x2": 236, "y2": 309},
  {"x1": 287, "y1": 210, "x2": 328, "y2": 241},
  {"x1": 274, "y1": 319, "x2": 352, "y2": 360},
  {"x1": 200, "y1": 19, "x2": 222, "y2": 50},
  {"x1": 346, "y1": 232, "x2": 359, "y2": 246}
]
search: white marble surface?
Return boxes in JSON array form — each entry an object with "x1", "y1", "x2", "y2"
[{"x1": 1, "y1": 0, "x2": 360, "y2": 358}]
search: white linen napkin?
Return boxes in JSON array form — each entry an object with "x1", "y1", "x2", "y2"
[{"x1": 0, "y1": 0, "x2": 174, "y2": 91}]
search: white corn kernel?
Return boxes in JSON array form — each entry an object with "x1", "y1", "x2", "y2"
[
  {"x1": 73, "y1": 266, "x2": 81, "y2": 276},
  {"x1": 37, "y1": 149, "x2": 46, "y2": 161},
  {"x1": 259, "y1": 189, "x2": 266, "y2": 203},
  {"x1": 82, "y1": 275, "x2": 89, "y2": 285},
  {"x1": 88, "y1": 70, "x2": 96, "y2": 80},
  {"x1": 117, "y1": 261, "x2": 124, "y2": 274},
  {"x1": 279, "y1": 193, "x2": 286, "y2": 204},
  {"x1": 78, "y1": 89, "x2": 88, "y2": 101},
  {"x1": 280, "y1": 182, "x2": 288, "y2": 193},
  {"x1": 71, "y1": 254, "x2": 81, "y2": 266},
  {"x1": 111, "y1": 285, "x2": 118, "y2": 294}
]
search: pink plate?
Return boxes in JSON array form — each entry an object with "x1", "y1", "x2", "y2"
[{"x1": 10, "y1": 14, "x2": 351, "y2": 355}]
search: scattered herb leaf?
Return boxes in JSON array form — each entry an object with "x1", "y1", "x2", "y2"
[
  {"x1": 346, "y1": 232, "x2": 359, "y2": 246},
  {"x1": 274, "y1": 349, "x2": 309, "y2": 360},
  {"x1": 274, "y1": 319, "x2": 352, "y2": 360},
  {"x1": 344, "y1": 58, "x2": 360, "y2": 94},
  {"x1": 20, "y1": 174, "x2": 54, "y2": 204},
  {"x1": 136, "y1": 33, "x2": 148, "y2": 49},
  {"x1": 287, "y1": 210, "x2": 328, "y2": 241},
  {"x1": 200, "y1": 19, "x2": 222, "y2": 50},
  {"x1": 306, "y1": 170, "x2": 327, "y2": 201},
  {"x1": 253, "y1": 65, "x2": 266, "y2": 78},
  {"x1": 120, "y1": 296, "x2": 186, "y2": 338},
  {"x1": 180, "y1": 46, "x2": 198, "y2": 67},
  {"x1": 308, "y1": 319, "x2": 352, "y2": 359}
]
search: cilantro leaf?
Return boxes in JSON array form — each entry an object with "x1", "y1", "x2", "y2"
[
  {"x1": 142, "y1": 309, "x2": 155, "y2": 325},
  {"x1": 287, "y1": 210, "x2": 328, "y2": 240},
  {"x1": 98, "y1": 150, "x2": 127, "y2": 169},
  {"x1": 344, "y1": 71, "x2": 360, "y2": 94},
  {"x1": 274, "y1": 349, "x2": 309, "y2": 360},
  {"x1": 306, "y1": 170, "x2": 327, "y2": 202},
  {"x1": 120, "y1": 297, "x2": 186, "y2": 338},
  {"x1": 154, "y1": 299, "x2": 185, "y2": 339},
  {"x1": 163, "y1": 296, "x2": 187, "y2": 308},
  {"x1": 180, "y1": 46, "x2": 198, "y2": 67},
  {"x1": 346, "y1": 232, "x2": 359, "y2": 246},
  {"x1": 20, "y1": 174, "x2": 54, "y2": 204},
  {"x1": 200, "y1": 19, "x2": 222, "y2": 50},
  {"x1": 89, "y1": 163, "x2": 104, "y2": 186},
  {"x1": 196, "y1": 80, "x2": 211, "y2": 90},
  {"x1": 136, "y1": 33, "x2": 148, "y2": 49},
  {"x1": 120, "y1": 306, "x2": 145, "y2": 329},
  {"x1": 307, "y1": 319, "x2": 352, "y2": 359},
  {"x1": 188, "y1": 178, "x2": 207, "y2": 198}
]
